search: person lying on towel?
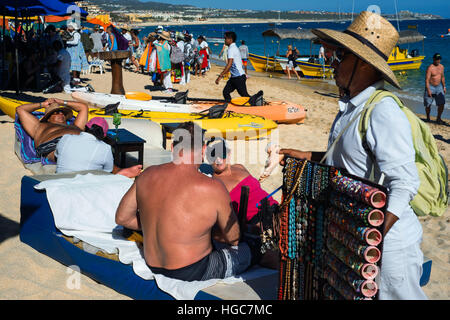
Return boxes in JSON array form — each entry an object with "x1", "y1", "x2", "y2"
[
  {"x1": 115, "y1": 122, "x2": 253, "y2": 282},
  {"x1": 207, "y1": 137, "x2": 279, "y2": 269},
  {"x1": 16, "y1": 98, "x2": 88, "y2": 162}
]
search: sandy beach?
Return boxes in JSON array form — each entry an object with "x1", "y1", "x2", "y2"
[{"x1": 0, "y1": 63, "x2": 448, "y2": 300}]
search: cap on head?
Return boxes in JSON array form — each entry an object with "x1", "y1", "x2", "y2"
[
  {"x1": 433, "y1": 53, "x2": 442, "y2": 60},
  {"x1": 86, "y1": 117, "x2": 109, "y2": 137}
]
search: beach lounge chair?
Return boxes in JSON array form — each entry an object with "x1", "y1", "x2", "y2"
[{"x1": 19, "y1": 172, "x2": 278, "y2": 300}]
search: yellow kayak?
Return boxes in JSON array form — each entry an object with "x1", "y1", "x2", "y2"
[{"x1": 0, "y1": 96, "x2": 278, "y2": 140}]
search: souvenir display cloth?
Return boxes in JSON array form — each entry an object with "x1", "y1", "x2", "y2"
[{"x1": 275, "y1": 157, "x2": 387, "y2": 300}]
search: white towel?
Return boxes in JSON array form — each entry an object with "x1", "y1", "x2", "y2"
[{"x1": 34, "y1": 173, "x2": 273, "y2": 300}]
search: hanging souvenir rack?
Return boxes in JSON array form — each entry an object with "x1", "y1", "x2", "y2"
[{"x1": 276, "y1": 157, "x2": 387, "y2": 300}]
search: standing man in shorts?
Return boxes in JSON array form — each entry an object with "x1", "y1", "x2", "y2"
[
  {"x1": 425, "y1": 53, "x2": 446, "y2": 124},
  {"x1": 239, "y1": 40, "x2": 249, "y2": 77}
]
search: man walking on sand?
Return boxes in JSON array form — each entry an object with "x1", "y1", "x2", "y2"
[
  {"x1": 424, "y1": 53, "x2": 446, "y2": 124},
  {"x1": 215, "y1": 31, "x2": 250, "y2": 102}
]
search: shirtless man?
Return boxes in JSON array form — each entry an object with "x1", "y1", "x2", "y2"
[
  {"x1": 115, "y1": 122, "x2": 251, "y2": 281},
  {"x1": 425, "y1": 53, "x2": 446, "y2": 124},
  {"x1": 16, "y1": 98, "x2": 88, "y2": 161}
]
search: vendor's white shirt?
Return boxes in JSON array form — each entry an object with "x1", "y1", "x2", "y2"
[
  {"x1": 325, "y1": 81, "x2": 422, "y2": 251},
  {"x1": 227, "y1": 42, "x2": 245, "y2": 78},
  {"x1": 55, "y1": 132, "x2": 114, "y2": 174}
]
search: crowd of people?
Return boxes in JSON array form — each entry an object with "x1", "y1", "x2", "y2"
[{"x1": 1, "y1": 22, "x2": 253, "y2": 102}]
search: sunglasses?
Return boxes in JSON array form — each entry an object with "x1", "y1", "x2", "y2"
[
  {"x1": 333, "y1": 48, "x2": 351, "y2": 63},
  {"x1": 51, "y1": 110, "x2": 65, "y2": 115}
]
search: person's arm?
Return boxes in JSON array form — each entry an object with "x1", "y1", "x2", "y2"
[
  {"x1": 425, "y1": 66, "x2": 432, "y2": 96},
  {"x1": 15, "y1": 100, "x2": 51, "y2": 139},
  {"x1": 115, "y1": 181, "x2": 141, "y2": 230},
  {"x1": 51, "y1": 98, "x2": 89, "y2": 130},
  {"x1": 212, "y1": 181, "x2": 240, "y2": 246},
  {"x1": 278, "y1": 148, "x2": 325, "y2": 164},
  {"x1": 442, "y1": 66, "x2": 446, "y2": 94},
  {"x1": 215, "y1": 58, "x2": 233, "y2": 84}
]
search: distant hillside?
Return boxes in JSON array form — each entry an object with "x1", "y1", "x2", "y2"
[{"x1": 89, "y1": 0, "x2": 194, "y2": 12}]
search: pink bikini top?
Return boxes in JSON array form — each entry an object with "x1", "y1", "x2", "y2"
[{"x1": 229, "y1": 175, "x2": 278, "y2": 222}]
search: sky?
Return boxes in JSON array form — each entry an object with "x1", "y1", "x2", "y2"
[{"x1": 143, "y1": 0, "x2": 450, "y2": 18}]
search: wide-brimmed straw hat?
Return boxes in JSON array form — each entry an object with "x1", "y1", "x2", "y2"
[
  {"x1": 312, "y1": 11, "x2": 400, "y2": 89},
  {"x1": 40, "y1": 103, "x2": 73, "y2": 123},
  {"x1": 159, "y1": 31, "x2": 171, "y2": 41}
]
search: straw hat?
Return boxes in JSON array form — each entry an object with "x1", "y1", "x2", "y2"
[
  {"x1": 159, "y1": 31, "x2": 171, "y2": 41},
  {"x1": 312, "y1": 11, "x2": 400, "y2": 89},
  {"x1": 40, "y1": 103, "x2": 73, "y2": 123}
]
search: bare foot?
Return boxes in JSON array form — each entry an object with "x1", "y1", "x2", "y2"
[
  {"x1": 117, "y1": 165, "x2": 143, "y2": 178},
  {"x1": 259, "y1": 143, "x2": 284, "y2": 182}
]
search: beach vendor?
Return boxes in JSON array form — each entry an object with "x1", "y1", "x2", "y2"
[
  {"x1": 115, "y1": 122, "x2": 252, "y2": 282},
  {"x1": 154, "y1": 31, "x2": 173, "y2": 93},
  {"x1": 55, "y1": 117, "x2": 142, "y2": 178},
  {"x1": 215, "y1": 31, "x2": 250, "y2": 102},
  {"x1": 66, "y1": 22, "x2": 88, "y2": 86},
  {"x1": 424, "y1": 53, "x2": 446, "y2": 124},
  {"x1": 278, "y1": 11, "x2": 427, "y2": 300},
  {"x1": 196, "y1": 35, "x2": 209, "y2": 76},
  {"x1": 16, "y1": 98, "x2": 89, "y2": 162}
]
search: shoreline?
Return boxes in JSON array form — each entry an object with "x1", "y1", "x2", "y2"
[{"x1": 132, "y1": 17, "x2": 446, "y2": 28}]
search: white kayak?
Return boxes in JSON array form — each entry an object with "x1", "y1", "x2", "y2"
[{"x1": 71, "y1": 91, "x2": 196, "y2": 113}]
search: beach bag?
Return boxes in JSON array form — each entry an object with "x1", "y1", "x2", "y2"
[
  {"x1": 170, "y1": 45, "x2": 184, "y2": 64},
  {"x1": 359, "y1": 90, "x2": 448, "y2": 217}
]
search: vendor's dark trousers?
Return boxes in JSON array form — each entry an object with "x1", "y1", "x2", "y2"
[{"x1": 223, "y1": 74, "x2": 249, "y2": 102}]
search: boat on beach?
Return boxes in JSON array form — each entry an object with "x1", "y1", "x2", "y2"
[
  {"x1": 70, "y1": 91, "x2": 307, "y2": 124},
  {"x1": 0, "y1": 95, "x2": 278, "y2": 141}
]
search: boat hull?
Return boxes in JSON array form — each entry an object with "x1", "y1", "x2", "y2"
[
  {"x1": 0, "y1": 96, "x2": 278, "y2": 140},
  {"x1": 71, "y1": 92, "x2": 306, "y2": 124}
]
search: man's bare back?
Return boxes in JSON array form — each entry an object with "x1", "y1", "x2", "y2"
[{"x1": 136, "y1": 163, "x2": 238, "y2": 270}]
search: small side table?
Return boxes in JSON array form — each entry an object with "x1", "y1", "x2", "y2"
[{"x1": 105, "y1": 128, "x2": 146, "y2": 168}]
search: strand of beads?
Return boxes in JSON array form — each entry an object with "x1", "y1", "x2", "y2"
[
  {"x1": 330, "y1": 175, "x2": 386, "y2": 208},
  {"x1": 323, "y1": 283, "x2": 345, "y2": 300},
  {"x1": 328, "y1": 222, "x2": 381, "y2": 263},
  {"x1": 326, "y1": 207, "x2": 382, "y2": 246},
  {"x1": 325, "y1": 253, "x2": 378, "y2": 297},
  {"x1": 288, "y1": 198, "x2": 297, "y2": 260},
  {"x1": 323, "y1": 267, "x2": 370, "y2": 300},
  {"x1": 330, "y1": 192, "x2": 384, "y2": 227},
  {"x1": 326, "y1": 237, "x2": 378, "y2": 280}
]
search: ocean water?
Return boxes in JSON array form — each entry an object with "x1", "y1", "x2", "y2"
[{"x1": 141, "y1": 18, "x2": 450, "y2": 116}]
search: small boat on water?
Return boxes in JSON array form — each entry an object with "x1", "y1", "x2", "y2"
[
  {"x1": 249, "y1": 28, "x2": 426, "y2": 79},
  {"x1": 248, "y1": 28, "x2": 333, "y2": 79}
]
